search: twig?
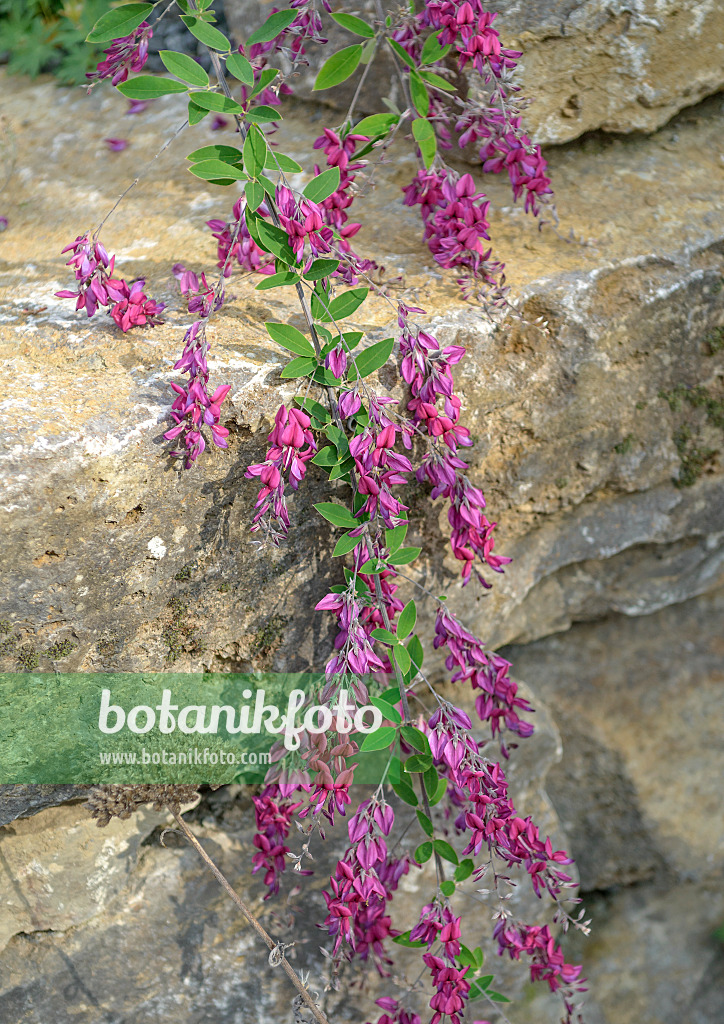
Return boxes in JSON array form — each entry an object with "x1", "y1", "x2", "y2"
[{"x1": 166, "y1": 805, "x2": 331, "y2": 1024}]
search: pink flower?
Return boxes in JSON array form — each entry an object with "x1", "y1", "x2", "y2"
[{"x1": 104, "y1": 138, "x2": 128, "y2": 152}]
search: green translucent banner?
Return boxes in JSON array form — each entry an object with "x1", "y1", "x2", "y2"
[{"x1": 0, "y1": 673, "x2": 389, "y2": 784}]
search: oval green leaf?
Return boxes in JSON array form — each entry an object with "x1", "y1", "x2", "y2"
[
  {"x1": 117, "y1": 77, "x2": 190, "y2": 100},
  {"x1": 353, "y1": 337, "x2": 394, "y2": 378},
  {"x1": 246, "y1": 9, "x2": 296, "y2": 45},
  {"x1": 265, "y1": 322, "x2": 315, "y2": 357},
  {"x1": 330, "y1": 12, "x2": 375, "y2": 38},
  {"x1": 181, "y1": 15, "x2": 230, "y2": 51},
  {"x1": 87, "y1": 3, "x2": 153, "y2": 43},
  {"x1": 314, "y1": 44, "x2": 363, "y2": 91},
  {"x1": 360, "y1": 725, "x2": 398, "y2": 752},
  {"x1": 226, "y1": 51, "x2": 254, "y2": 86},
  {"x1": 303, "y1": 166, "x2": 341, "y2": 204},
  {"x1": 160, "y1": 50, "x2": 209, "y2": 87}
]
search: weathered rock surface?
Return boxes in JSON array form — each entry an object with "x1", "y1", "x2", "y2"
[
  {"x1": 223, "y1": 0, "x2": 724, "y2": 143},
  {"x1": 504, "y1": 586, "x2": 724, "y2": 889},
  {"x1": 1, "y1": 589, "x2": 722, "y2": 1023},
  {"x1": 0, "y1": 694, "x2": 568, "y2": 1023},
  {"x1": 0, "y1": 76, "x2": 722, "y2": 675}
]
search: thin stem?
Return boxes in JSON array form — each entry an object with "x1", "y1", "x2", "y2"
[
  {"x1": 167, "y1": 805, "x2": 331, "y2": 1024},
  {"x1": 93, "y1": 119, "x2": 189, "y2": 240}
]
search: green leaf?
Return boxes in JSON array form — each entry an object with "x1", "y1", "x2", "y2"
[
  {"x1": 313, "y1": 503, "x2": 359, "y2": 529},
  {"x1": 181, "y1": 16, "x2": 230, "y2": 51},
  {"x1": 87, "y1": 4, "x2": 153, "y2": 44},
  {"x1": 314, "y1": 44, "x2": 363, "y2": 91},
  {"x1": 407, "y1": 634, "x2": 424, "y2": 675},
  {"x1": 264, "y1": 151, "x2": 303, "y2": 173},
  {"x1": 419, "y1": 69, "x2": 455, "y2": 91},
  {"x1": 295, "y1": 397, "x2": 330, "y2": 422},
  {"x1": 416, "y1": 810, "x2": 434, "y2": 836},
  {"x1": 360, "y1": 725, "x2": 398, "y2": 752},
  {"x1": 412, "y1": 117, "x2": 437, "y2": 169},
  {"x1": 303, "y1": 166, "x2": 341, "y2": 204},
  {"x1": 433, "y1": 839, "x2": 459, "y2": 865},
  {"x1": 116, "y1": 77, "x2": 190, "y2": 100},
  {"x1": 488, "y1": 991, "x2": 511, "y2": 1003},
  {"x1": 468, "y1": 978, "x2": 494, "y2": 1002},
  {"x1": 189, "y1": 91, "x2": 244, "y2": 113},
  {"x1": 246, "y1": 9, "x2": 297, "y2": 45},
  {"x1": 281, "y1": 356, "x2": 316, "y2": 379},
  {"x1": 245, "y1": 179, "x2": 265, "y2": 210},
  {"x1": 415, "y1": 841, "x2": 433, "y2": 863},
  {"x1": 251, "y1": 67, "x2": 280, "y2": 98},
  {"x1": 393, "y1": 644, "x2": 411, "y2": 674},
  {"x1": 188, "y1": 100, "x2": 209, "y2": 125},
  {"x1": 397, "y1": 600, "x2": 417, "y2": 640},
  {"x1": 387, "y1": 546, "x2": 421, "y2": 565},
  {"x1": 440, "y1": 879, "x2": 456, "y2": 897},
  {"x1": 454, "y1": 859, "x2": 474, "y2": 882},
  {"x1": 330, "y1": 12, "x2": 375, "y2": 38},
  {"x1": 333, "y1": 532, "x2": 361, "y2": 557},
  {"x1": 243, "y1": 124, "x2": 268, "y2": 177},
  {"x1": 329, "y1": 458, "x2": 355, "y2": 481},
  {"x1": 410, "y1": 70, "x2": 430, "y2": 116},
  {"x1": 405, "y1": 753, "x2": 433, "y2": 773},
  {"x1": 160, "y1": 50, "x2": 209, "y2": 87},
  {"x1": 401, "y1": 725, "x2": 430, "y2": 755},
  {"x1": 420, "y1": 32, "x2": 451, "y2": 65},
  {"x1": 357, "y1": 557, "x2": 385, "y2": 574},
  {"x1": 429, "y1": 777, "x2": 448, "y2": 805},
  {"x1": 188, "y1": 159, "x2": 246, "y2": 182},
  {"x1": 370, "y1": 697, "x2": 402, "y2": 724},
  {"x1": 187, "y1": 144, "x2": 242, "y2": 163},
  {"x1": 255, "y1": 272, "x2": 298, "y2": 290},
  {"x1": 353, "y1": 113, "x2": 399, "y2": 137},
  {"x1": 391, "y1": 778, "x2": 418, "y2": 806},
  {"x1": 423, "y1": 764, "x2": 439, "y2": 798},
  {"x1": 383, "y1": 524, "x2": 406, "y2": 553},
  {"x1": 457, "y1": 945, "x2": 477, "y2": 969},
  {"x1": 246, "y1": 105, "x2": 280, "y2": 123},
  {"x1": 252, "y1": 218, "x2": 295, "y2": 262},
  {"x1": 370, "y1": 627, "x2": 397, "y2": 644},
  {"x1": 386, "y1": 36, "x2": 416, "y2": 69},
  {"x1": 265, "y1": 322, "x2": 315, "y2": 357},
  {"x1": 392, "y1": 931, "x2": 426, "y2": 948},
  {"x1": 303, "y1": 258, "x2": 340, "y2": 281},
  {"x1": 310, "y1": 446, "x2": 338, "y2": 467},
  {"x1": 378, "y1": 687, "x2": 403, "y2": 706},
  {"x1": 322, "y1": 287, "x2": 368, "y2": 322},
  {"x1": 353, "y1": 337, "x2": 393, "y2": 378},
  {"x1": 360, "y1": 36, "x2": 377, "y2": 64},
  {"x1": 226, "y1": 51, "x2": 254, "y2": 86}
]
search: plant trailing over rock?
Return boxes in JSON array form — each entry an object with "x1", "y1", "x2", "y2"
[{"x1": 64, "y1": 3, "x2": 590, "y2": 1023}]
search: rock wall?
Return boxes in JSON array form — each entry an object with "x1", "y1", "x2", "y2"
[
  {"x1": 224, "y1": 0, "x2": 724, "y2": 143},
  {"x1": 0, "y1": 8, "x2": 722, "y2": 1018}
]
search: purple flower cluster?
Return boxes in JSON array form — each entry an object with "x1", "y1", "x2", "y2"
[
  {"x1": 433, "y1": 607, "x2": 533, "y2": 748},
  {"x1": 402, "y1": 170, "x2": 498, "y2": 286},
  {"x1": 397, "y1": 303, "x2": 510, "y2": 586},
  {"x1": 252, "y1": 784, "x2": 305, "y2": 897},
  {"x1": 245, "y1": 405, "x2": 317, "y2": 542},
  {"x1": 55, "y1": 233, "x2": 165, "y2": 331},
  {"x1": 207, "y1": 196, "x2": 274, "y2": 277},
  {"x1": 311, "y1": 129, "x2": 373, "y2": 283},
  {"x1": 163, "y1": 265, "x2": 231, "y2": 467},
  {"x1": 86, "y1": 22, "x2": 152, "y2": 88},
  {"x1": 323, "y1": 797, "x2": 410, "y2": 973}
]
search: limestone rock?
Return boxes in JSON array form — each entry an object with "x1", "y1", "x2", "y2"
[
  {"x1": 222, "y1": 1, "x2": 724, "y2": 143},
  {"x1": 503, "y1": 587, "x2": 724, "y2": 887},
  {"x1": 0, "y1": 802, "x2": 170, "y2": 953},
  {"x1": 0, "y1": 76, "x2": 722, "y2": 675}
]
